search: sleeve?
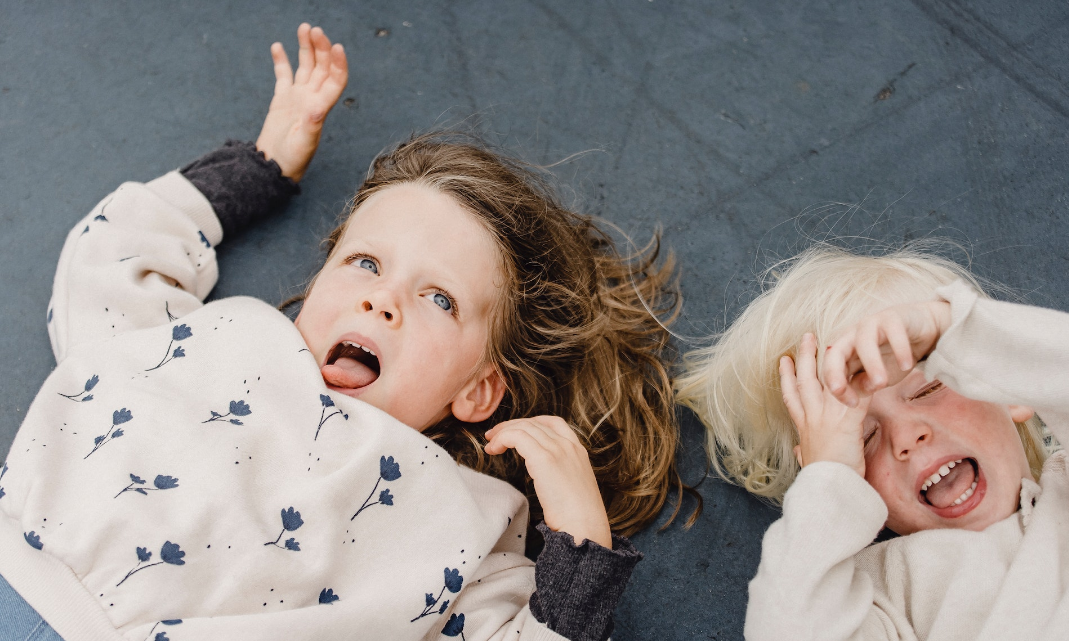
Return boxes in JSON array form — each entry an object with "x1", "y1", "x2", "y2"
[
  {"x1": 47, "y1": 172, "x2": 222, "y2": 363},
  {"x1": 47, "y1": 142, "x2": 300, "y2": 364},
  {"x1": 744, "y1": 462, "x2": 900, "y2": 641},
  {"x1": 421, "y1": 511, "x2": 566, "y2": 641},
  {"x1": 924, "y1": 279, "x2": 1069, "y2": 444},
  {"x1": 527, "y1": 523, "x2": 642, "y2": 641},
  {"x1": 180, "y1": 139, "x2": 299, "y2": 239}
]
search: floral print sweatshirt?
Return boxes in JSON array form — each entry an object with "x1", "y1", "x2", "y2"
[{"x1": 0, "y1": 169, "x2": 579, "y2": 641}]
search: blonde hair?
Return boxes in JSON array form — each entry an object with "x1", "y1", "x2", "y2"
[
  {"x1": 297, "y1": 132, "x2": 690, "y2": 535},
  {"x1": 676, "y1": 242, "x2": 1048, "y2": 504}
]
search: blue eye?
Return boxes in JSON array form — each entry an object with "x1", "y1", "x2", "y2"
[
  {"x1": 358, "y1": 258, "x2": 378, "y2": 275},
  {"x1": 432, "y1": 292, "x2": 452, "y2": 312}
]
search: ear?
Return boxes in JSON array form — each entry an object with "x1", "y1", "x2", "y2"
[
  {"x1": 1009, "y1": 404, "x2": 1035, "y2": 423},
  {"x1": 451, "y1": 363, "x2": 507, "y2": 423}
]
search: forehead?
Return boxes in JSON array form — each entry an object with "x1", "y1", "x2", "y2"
[{"x1": 338, "y1": 182, "x2": 504, "y2": 297}]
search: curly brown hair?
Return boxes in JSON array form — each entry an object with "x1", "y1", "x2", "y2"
[{"x1": 301, "y1": 132, "x2": 689, "y2": 536}]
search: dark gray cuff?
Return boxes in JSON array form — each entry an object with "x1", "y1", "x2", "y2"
[
  {"x1": 528, "y1": 522, "x2": 642, "y2": 641},
  {"x1": 179, "y1": 139, "x2": 300, "y2": 240}
]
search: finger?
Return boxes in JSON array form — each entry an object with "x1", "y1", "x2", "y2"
[
  {"x1": 485, "y1": 425, "x2": 553, "y2": 460},
  {"x1": 270, "y1": 42, "x2": 293, "y2": 90},
  {"x1": 486, "y1": 420, "x2": 557, "y2": 453},
  {"x1": 328, "y1": 43, "x2": 349, "y2": 90},
  {"x1": 854, "y1": 318, "x2": 889, "y2": 391},
  {"x1": 795, "y1": 333, "x2": 824, "y2": 408},
  {"x1": 793, "y1": 444, "x2": 804, "y2": 468},
  {"x1": 309, "y1": 26, "x2": 332, "y2": 88},
  {"x1": 529, "y1": 415, "x2": 583, "y2": 447},
  {"x1": 884, "y1": 316, "x2": 915, "y2": 374},
  {"x1": 779, "y1": 355, "x2": 807, "y2": 431},
  {"x1": 824, "y1": 335, "x2": 859, "y2": 408},
  {"x1": 294, "y1": 23, "x2": 314, "y2": 84}
]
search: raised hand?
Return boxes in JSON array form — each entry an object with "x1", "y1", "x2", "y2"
[
  {"x1": 485, "y1": 416, "x2": 612, "y2": 548},
  {"x1": 255, "y1": 23, "x2": 349, "y2": 182},
  {"x1": 780, "y1": 333, "x2": 870, "y2": 477},
  {"x1": 822, "y1": 300, "x2": 952, "y2": 408}
]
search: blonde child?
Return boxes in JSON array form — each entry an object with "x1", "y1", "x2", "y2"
[
  {"x1": 677, "y1": 244, "x2": 1069, "y2": 640},
  {"x1": 0, "y1": 25, "x2": 683, "y2": 641}
]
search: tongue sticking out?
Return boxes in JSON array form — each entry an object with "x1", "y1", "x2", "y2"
[
  {"x1": 322, "y1": 357, "x2": 378, "y2": 389},
  {"x1": 925, "y1": 460, "x2": 977, "y2": 509}
]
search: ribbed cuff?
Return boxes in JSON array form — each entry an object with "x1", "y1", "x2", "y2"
[
  {"x1": 179, "y1": 140, "x2": 300, "y2": 241},
  {"x1": 528, "y1": 522, "x2": 642, "y2": 641}
]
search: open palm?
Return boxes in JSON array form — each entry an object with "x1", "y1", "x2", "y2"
[{"x1": 255, "y1": 23, "x2": 349, "y2": 182}]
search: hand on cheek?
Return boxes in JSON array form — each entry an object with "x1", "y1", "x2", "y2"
[
  {"x1": 781, "y1": 333, "x2": 870, "y2": 477},
  {"x1": 484, "y1": 416, "x2": 612, "y2": 548}
]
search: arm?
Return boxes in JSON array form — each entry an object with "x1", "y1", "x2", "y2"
[
  {"x1": 745, "y1": 463, "x2": 898, "y2": 641},
  {"x1": 47, "y1": 24, "x2": 346, "y2": 363},
  {"x1": 47, "y1": 172, "x2": 222, "y2": 363},
  {"x1": 475, "y1": 416, "x2": 641, "y2": 641},
  {"x1": 924, "y1": 280, "x2": 1069, "y2": 441},
  {"x1": 423, "y1": 516, "x2": 640, "y2": 641},
  {"x1": 759, "y1": 335, "x2": 901, "y2": 640}
]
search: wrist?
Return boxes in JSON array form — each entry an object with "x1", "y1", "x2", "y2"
[
  {"x1": 552, "y1": 518, "x2": 613, "y2": 549},
  {"x1": 929, "y1": 300, "x2": 952, "y2": 336}
]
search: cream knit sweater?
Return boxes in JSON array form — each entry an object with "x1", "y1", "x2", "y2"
[
  {"x1": 0, "y1": 172, "x2": 565, "y2": 641},
  {"x1": 746, "y1": 280, "x2": 1069, "y2": 641}
]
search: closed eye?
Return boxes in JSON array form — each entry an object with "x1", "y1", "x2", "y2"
[
  {"x1": 863, "y1": 422, "x2": 879, "y2": 447},
  {"x1": 909, "y1": 380, "x2": 944, "y2": 401}
]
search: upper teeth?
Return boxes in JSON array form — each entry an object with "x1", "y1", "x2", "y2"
[
  {"x1": 920, "y1": 459, "x2": 963, "y2": 492},
  {"x1": 343, "y1": 341, "x2": 375, "y2": 356}
]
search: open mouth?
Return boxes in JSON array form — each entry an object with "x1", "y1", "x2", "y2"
[
  {"x1": 920, "y1": 457, "x2": 981, "y2": 512},
  {"x1": 321, "y1": 340, "x2": 381, "y2": 391}
]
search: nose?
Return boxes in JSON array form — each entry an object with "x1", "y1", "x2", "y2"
[
  {"x1": 887, "y1": 417, "x2": 933, "y2": 461},
  {"x1": 360, "y1": 286, "x2": 402, "y2": 326}
]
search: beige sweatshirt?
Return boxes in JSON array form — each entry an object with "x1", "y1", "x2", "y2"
[
  {"x1": 0, "y1": 172, "x2": 566, "y2": 641},
  {"x1": 745, "y1": 280, "x2": 1069, "y2": 641}
]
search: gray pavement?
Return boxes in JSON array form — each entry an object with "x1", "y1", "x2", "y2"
[{"x1": 2, "y1": 1, "x2": 1067, "y2": 638}]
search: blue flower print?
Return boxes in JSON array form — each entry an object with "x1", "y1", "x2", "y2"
[
  {"x1": 319, "y1": 588, "x2": 340, "y2": 605},
  {"x1": 411, "y1": 568, "x2": 464, "y2": 622},
  {"x1": 24, "y1": 531, "x2": 43, "y2": 550},
  {"x1": 442, "y1": 613, "x2": 466, "y2": 639},
  {"x1": 0, "y1": 463, "x2": 7, "y2": 501},
  {"x1": 380, "y1": 455, "x2": 402, "y2": 481},
  {"x1": 59, "y1": 374, "x2": 99, "y2": 402},
  {"x1": 165, "y1": 301, "x2": 177, "y2": 322},
  {"x1": 444, "y1": 568, "x2": 463, "y2": 593},
  {"x1": 85, "y1": 408, "x2": 132, "y2": 459},
  {"x1": 117, "y1": 541, "x2": 185, "y2": 586},
  {"x1": 115, "y1": 473, "x2": 179, "y2": 498},
  {"x1": 198, "y1": 230, "x2": 211, "y2": 248},
  {"x1": 352, "y1": 456, "x2": 402, "y2": 520},
  {"x1": 315, "y1": 394, "x2": 349, "y2": 441},
  {"x1": 143, "y1": 618, "x2": 183, "y2": 641},
  {"x1": 203, "y1": 399, "x2": 252, "y2": 425},
  {"x1": 146, "y1": 324, "x2": 192, "y2": 371},
  {"x1": 93, "y1": 214, "x2": 108, "y2": 222},
  {"x1": 265, "y1": 507, "x2": 304, "y2": 550}
]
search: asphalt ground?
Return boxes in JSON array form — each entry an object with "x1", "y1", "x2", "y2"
[{"x1": 2, "y1": 2, "x2": 1067, "y2": 638}]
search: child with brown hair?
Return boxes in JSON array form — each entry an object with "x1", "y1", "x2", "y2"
[
  {"x1": 677, "y1": 243, "x2": 1069, "y2": 640},
  {"x1": 0, "y1": 24, "x2": 682, "y2": 641}
]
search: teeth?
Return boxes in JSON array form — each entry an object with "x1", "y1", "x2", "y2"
[
  {"x1": 920, "y1": 459, "x2": 965, "y2": 492},
  {"x1": 342, "y1": 341, "x2": 376, "y2": 357},
  {"x1": 951, "y1": 481, "x2": 978, "y2": 506}
]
